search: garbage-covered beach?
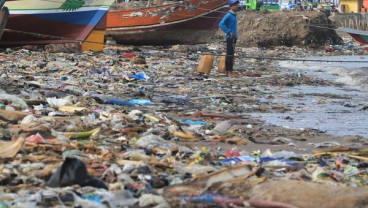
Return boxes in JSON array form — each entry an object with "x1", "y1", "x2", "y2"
[{"x1": 1, "y1": 11, "x2": 368, "y2": 208}]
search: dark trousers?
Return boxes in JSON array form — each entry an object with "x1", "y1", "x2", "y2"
[{"x1": 226, "y1": 37, "x2": 235, "y2": 72}]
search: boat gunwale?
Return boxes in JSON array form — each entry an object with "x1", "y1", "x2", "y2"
[{"x1": 107, "y1": 5, "x2": 227, "y2": 30}]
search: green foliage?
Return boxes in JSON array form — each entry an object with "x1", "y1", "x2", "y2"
[{"x1": 59, "y1": 0, "x2": 85, "y2": 11}]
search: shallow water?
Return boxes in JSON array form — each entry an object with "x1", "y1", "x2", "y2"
[
  {"x1": 250, "y1": 55, "x2": 368, "y2": 137},
  {"x1": 280, "y1": 55, "x2": 368, "y2": 90}
]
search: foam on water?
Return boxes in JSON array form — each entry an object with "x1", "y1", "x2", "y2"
[
  {"x1": 279, "y1": 55, "x2": 368, "y2": 90},
  {"x1": 250, "y1": 55, "x2": 368, "y2": 137}
]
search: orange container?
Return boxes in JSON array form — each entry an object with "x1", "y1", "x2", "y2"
[
  {"x1": 218, "y1": 53, "x2": 226, "y2": 73},
  {"x1": 218, "y1": 53, "x2": 235, "y2": 73},
  {"x1": 197, "y1": 54, "x2": 215, "y2": 74}
]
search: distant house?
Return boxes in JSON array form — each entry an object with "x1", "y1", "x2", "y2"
[{"x1": 339, "y1": 0, "x2": 362, "y2": 12}]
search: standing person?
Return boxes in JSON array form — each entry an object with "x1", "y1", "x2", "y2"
[
  {"x1": 301, "y1": 0, "x2": 306, "y2": 11},
  {"x1": 219, "y1": 0, "x2": 239, "y2": 77}
]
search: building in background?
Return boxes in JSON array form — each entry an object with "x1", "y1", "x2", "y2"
[{"x1": 339, "y1": 0, "x2": 361, "y2": 12}]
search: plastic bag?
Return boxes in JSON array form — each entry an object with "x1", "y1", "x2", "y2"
[
  {"x1": 0, "y1": 93, "x2": 28, "y2": 109},
  {"x1": 129, "y1": 72, "x2": 149, "y2": 80},
  {"x1": 129, "y1": 99, "x2": 153, "y2": 106},
  {"x1": 47, "y1": 157, "x2": 108, "y2": 189},
  {"x1": 105, "y1": 98, "x2": 134, "y2": 107}
]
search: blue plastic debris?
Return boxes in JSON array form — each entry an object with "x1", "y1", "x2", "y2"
[
  {"x1": 332, "y1": 45, "x2": 343, "y2": 51},
  {"x1": 220, "y1": 155, "x2": 255, "y2": 166},
  {"x1": 177, "y1": 119, "x2": 208, "y2": 126},
  {"x1": 260, "y1": 157, "x2": 305, "y2": 167},
  {"x1": 83, "y1": 194, "x2": 103, "y2": 202},
  {"x1": 129, "y1": 72, "x2": 148, "y2": 80},
  {"x1": 105, "y1": 98, "x2": 134, "y2": 107},
  {"x1": 103, "y1": 67, "x2": 110, "y2": 76},
  {"x1": 129, "y1": 99, "x2": 153, "y2": 105},
  {"x1": 104, "y1": 98, "x2": 153, "y2": 106}
]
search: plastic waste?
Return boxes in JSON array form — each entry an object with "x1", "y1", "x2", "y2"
[
  {"x1": 20, "y1": 114, "x2": 38, "y2": 124},
  {"x1": 225, "y1": 149, "x2": 241, "y2": 158},
  {"x1": 135, "y1": 134, "x2": 192, "y2": 153},
  {"x1": 128, "y1": 109, "x2": 143, "y2": 120},
  {"x1": 159, "y1": 95, "x2": 190, "y2": 105},
  {"x1": 311, "y1": 141, "x2": 341, "y2": 148},
  {"x1": 103, "y1": 67, "x2": 110, "y2": 76},
  {"x1": 260, "y1": 157, "x2": 303, "y2": 167},
  {"x1": 312, "y1": 167, "x2": 333, "y2": 182},
  {"x1": 47, "y1": 157, "x2": 108, "y2": 189},
  {"x1": 332, "y1": 45, "x2": 343, "y2": 51},
  {"x1": 72, "y1": 192, "x2": 104, "y2": 208},
  {"x1": 129, "y1": 99, "x2": 153, "y2": 105},
  {"x1": 0, "y1": 199, "x2": 7, "y2": 208},
  {"x1": 129, "y1": 72, "x2": 149, "y2": 80},
  {"x1": 83, "y1": 194, "x2": 103, "y2": 202},
  {"x1": 345, "y1": 43, "x2": 354, "y2": 49},
  {"x1": 0, "y1": 92, "x2": 28, "y2": 109},
  {"x1": 46, "y1": 97, "x2": 72, "y2": 108},
  {"x1": 271, "y1": 150, "x2": 300, "y2": 159},
  {"x1": 123, "y1": 52, "x2": 136, "y2": 58},
  {"x1": 62, "y1": 149, "x2": 86, "y2": 159},
  {"x1": 173, "y1": 163, "x2": 217, "y2": 175},
  {"x1": 344, "y1": 165, "x2": 359, "y2": 176},
  {"x1": 25, "y1": 133, "x2": 45, "y2": 143},
  {"x1": 139, "y1": 194, "x2": 168, "y2": 207},
  {"x1": 104, "y1": 98, "x2": 134, "y2": 107},
  {"x1": 177, "y1": 119, "x2": 208, "y2": 126},
  {"x1": 109, "y1": 190, "x2": 138, "y2": 207},
  {"x1": 220, "y1": 155, "x2": 255, "y2": 166},
  {"x1": 212, "y1": 120, "x2": 236, "y2": 134}
]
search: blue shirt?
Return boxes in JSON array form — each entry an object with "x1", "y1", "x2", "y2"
[{"x1": 219, "y1": 11, "x2": 238, "y2": 39}]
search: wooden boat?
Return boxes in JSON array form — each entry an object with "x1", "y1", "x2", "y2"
[
  {"x1": 82, "y1": 15, "x2": 108, "y2": 51},
  {"x1": 0, "y1": 0, "x2": 114, "y2": 46},
  {"x1": 337, "y1": 27, "x2": 368, "y2": 45},
  {"x1": 106, "y1": 0, "x2": 228, "y2": 45},
  {"x1": 0, "y1": 0, "x2": 9, "y2": 40}
]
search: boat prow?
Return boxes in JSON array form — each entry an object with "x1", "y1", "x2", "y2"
[
  {"x1": 0, "y1": 0, "x2": 9, "y2": 40},
  {"x1": 0, "y1": 0, "x2": 114, "y2": 47},
  {"x1": 337, "y1": 27, "x2": 368, "y2": 45}
]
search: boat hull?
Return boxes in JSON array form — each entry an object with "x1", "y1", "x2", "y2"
[
  {"x1": 107, "y1": 0, "x2": 227, "y2": 45},
  {"x1": 337, "y1": 27, "x2": 368, "y2": 45},
  {"x1": 0, "y1": 4, "x2": 9, "y2": 40},
  {"x1": 0, "y1": 0, "x2": 113, "y2": 46}
]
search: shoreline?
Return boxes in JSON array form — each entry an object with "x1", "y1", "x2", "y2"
[{"x1": 0, "y1": 40, "x2": 367, "y2": 206}]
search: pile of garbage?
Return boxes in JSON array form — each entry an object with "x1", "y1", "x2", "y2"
[
  {"x1": 214, "y1": 11, "x2": 343, "y2": 48},
  {"x1": 0, "y1": 44, "x2": 367, "y2": 207}
]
